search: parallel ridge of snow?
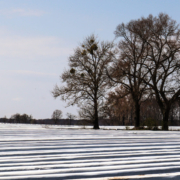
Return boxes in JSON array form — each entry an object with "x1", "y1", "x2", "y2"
[{"x1": 0, "y1": 123, "x2": 180, "y2": 180}]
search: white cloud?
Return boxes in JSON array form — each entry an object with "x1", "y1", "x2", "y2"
[
  {"x1": 0, "y1": 29, "x2": 73, "y2": 60},
  {"x1": 11, "y1": 70, "x2": 57, "y2": 77},
  {"x1": 0, "y1": 8, "x2": 45, "y2": 17},
  {"x1": 12, "y1": 97, "x2": 22, "y2": 102}
]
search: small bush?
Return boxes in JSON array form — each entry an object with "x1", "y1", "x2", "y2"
[
  {"x1": 133, "y1": 126, "x2": 145, "y2": 130},
  {"x1": 145, "y1": 118, "x2": 158, "y2": 130}
]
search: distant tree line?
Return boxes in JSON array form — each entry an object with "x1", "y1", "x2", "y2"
[
  {"x1": 52, "y1": 13, "x2": 180, "y2": 130},
  {"x1": 0, "y1": 114, "x2": 34, "y2": 124},
  {"x1": 0, "y1": 112, "x2": 113, "y2": 126},
  {"x1": 0, "y1": 111, "x2": 93, "y2": 125}
]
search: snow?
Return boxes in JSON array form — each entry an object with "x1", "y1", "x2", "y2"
[{"x1": 0, "y1": 123, "x2": 180, "y2": 179}]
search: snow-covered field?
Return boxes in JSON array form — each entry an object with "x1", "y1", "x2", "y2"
[{"x1": 0, "y1": 123, "x2": 180, "y2": 180}]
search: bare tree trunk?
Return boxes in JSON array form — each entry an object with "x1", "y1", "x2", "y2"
[
  {"x1": 134, "y1": 102, "x2": 140, "y2": 128},
  {"x1": 93, "y1": 111, "x2": 99, "y2": 129},
  {"x1": 130, "y1": 109, "x2": 133, "y2": 125},
  {"x1": 54, "y1": 119, "x2": 58, "y2": 125},
  {"x1": 93, "y1": 99, "x2": 99, "y2": 129},
  {"x1": 122, "y1": 115, "x2": 125, "y2": 126},
  {"x1": 162, "y1": 108, "x2": 170, "y2": 130}
]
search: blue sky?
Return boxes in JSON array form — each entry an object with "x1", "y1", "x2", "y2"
[{"x1": 1, "y1": 0, "x2": 180, "y2": 119}]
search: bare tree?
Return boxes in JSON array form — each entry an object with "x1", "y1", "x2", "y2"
[
  {"x1": 52, "y1": 35, "x2": 114, "y2": 129},
  {"x1": 125, "y1": 13, "x2": 180, "y2": 130},
  {"x1": 66, "y1": 113, "x2": 76, "y2": 120},
  {"x1": 108, "y1": 21, "x2": 149, "y2": 128},
  {"x1": 66, "y1": 113, "x2": 76, "y2": 125},
  {"x1": 104, "y1": 86, "x2": 134, "y2": 125},
  {"x1": 51, "y1": 109, "x2": 63, "y2": 124}
]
